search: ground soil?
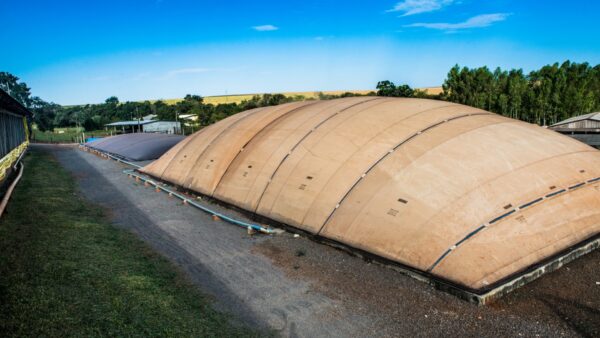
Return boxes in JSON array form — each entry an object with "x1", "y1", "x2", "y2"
[{"x1": 41, "y1": 144, "x2": 599, "y2": 337}]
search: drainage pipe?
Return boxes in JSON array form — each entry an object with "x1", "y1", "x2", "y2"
[
  {"x1": 0, "y1": 162, "x2": 24, "y2": 218},
  {"x1": 124, "y1": 169, "x2": 274, "y2": 234},
  {"x1": 79, "y1": 145, "x2": 142, "y2": 169},
  {"x1": 13, "y1": 147, "x2": 27, "y2": 170},
  {"x1": 80, "y1": 145, "x2": 273, "y2": 234}
]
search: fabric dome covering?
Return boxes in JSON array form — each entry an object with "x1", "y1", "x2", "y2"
[
  {"x1": 140, "y1": 97, "x2": 600, "y2": 291},
  {"x1": 86, "y1": 133, "x2": 185, "y2": 161}
]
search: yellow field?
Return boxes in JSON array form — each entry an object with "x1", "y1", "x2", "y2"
[
  {"x1": 418, "y1": 86, "x2": 443, "y2": 95},
  {"x1": 155, "y1": 87, "x2": 442, "y2": 105},
  {"x1": 159, "y1": 90, "x2": 374, "y2": 105}
]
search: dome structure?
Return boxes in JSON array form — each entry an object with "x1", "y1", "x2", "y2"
[
  {"x1": 141, "y1": 97, "x2": 600, "y2": 295},
  {"x1": 86, "y1": 133, "x2": 185, "y2": 161}
]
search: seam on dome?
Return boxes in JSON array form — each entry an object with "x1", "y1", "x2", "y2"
[
  {"x1": 301, "y1": 104, "x2": 478, "y2": 226},
  {"x1": 212, "y1": 99, "x2": 337, "y2": 197},
  {"x1": 471, "y1": 223, "x2": 600, "y2": 288},
  {"x1": 332, "y1": 129, "x2": 598, "y2": 266},
  {"x1": 410, "y1": 149, "x2": 599, "y2": 241},
  {"x1": 264, "y1": 101, "x2": 461, "y2": 217},
  {"x1": 181, "y1": 105, "x2": 288, "y2": 186},
  {"x1": 156, "y1": 112, "x2": 238, "y2": 177},
  {"x1": 180, "y1": 104, "x2": 301, "y2": 188},
  {"x1": 159, "y1": 106, "x2": 268, "y2": 178},
  {"x1": 316, "y1": 112, "x2": 493, "y2": 235},
  {"x1": 254, "y1": 97, "x2": 394, "y2": 214},
  {"x1": 210, "y1": 100, "x2": 322, "y2": 195},
  {"x1": 242, "y1": 98, "x2": 381, "y2": 209},
  {"x1": 427, "y1": 176, "x2": 600, "y2": 273}
]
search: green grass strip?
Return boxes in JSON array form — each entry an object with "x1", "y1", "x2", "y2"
[{"x1": 0, "y1": 149, "x2": 262, "y2": 337}]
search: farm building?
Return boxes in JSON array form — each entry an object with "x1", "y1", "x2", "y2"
[
  {"x1": 550, "y1": 112, "x2": 600, "y2": 148},
  {"x1": 0, "y1": 88, "x2": 30, "y2": 201},
  {"x1": 105, "y1": 120, "x2": 181, "y2": 134},
  {"x1": 140, "y1": 97, "x2": 600, "y2": 301},
  {"x1": 86, "y1": 133, "x2": 185, "y2": 161}
]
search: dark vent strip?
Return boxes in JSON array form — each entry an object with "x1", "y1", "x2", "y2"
[
  {"x1": 545, "y1": 189, "x2": 566, "y2": 198},
  {"x1": 317, "y1": 112, "x2": 492, "y2": 235},
  {"x1": 518, "y1": 197, "x2": 543, "y2": 210},
  {"x1": 489, "y1": 209, "x2": 516, "y2": 224},
  {"x1": 252, "y1": 98, "x2": 387, "y2": 213},
  {"x1": 428, "y1": 177, "x2": 598, "y2": 273},
  {"x1": 568, "y1": 182, "x2": 586, "y2": 190}
]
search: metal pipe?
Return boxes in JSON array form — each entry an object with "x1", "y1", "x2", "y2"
[
  {"x1": 81, "y1": 145, "x2": 273, "y2": 234},
  {"x1": 13, "y1": 147, "x2": 27, "y2": 170},
  {"x1": 80, "y1": 145, "x2": 142, "y2": 169},
  {"x1": 123, "y1": 169, "x2": 274, "y2": 234},
  {"x1": 0, "y1": 162, "x2": 24, "y2": 218}
]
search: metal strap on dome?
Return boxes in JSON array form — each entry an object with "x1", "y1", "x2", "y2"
[
  {"x1": 317, "y1": 112, "x2": 492, "y2": 234},
  {"x1": 427, "y1": 175, "x2": 600, "y2": 273}
]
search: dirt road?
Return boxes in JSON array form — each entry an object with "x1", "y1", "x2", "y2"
[{"x1": 40, "y1": 144, "x2": 599, "y2": 337}]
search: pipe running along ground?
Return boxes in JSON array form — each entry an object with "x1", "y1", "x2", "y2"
[
  {"x1": 0, "y1": 161, "x2": 24, "y2": 219},
  {"x1": 123, "y1": 169, "x2": 274, "y2": 234},
  {"x1": 80, "y1": 144, "x2": 274, "y2": 234}
]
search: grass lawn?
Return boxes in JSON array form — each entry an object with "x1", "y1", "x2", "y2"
[
  {"x1": 31, "y1": 129, "x2": 111, "y2": 143},
  {"x1": 0, "y1": 148, "x2": 262, "y2": 337}
]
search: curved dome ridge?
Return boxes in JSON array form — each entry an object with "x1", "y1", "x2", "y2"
[{"x1": 141, "y1": 97, "x2": 600, "y2": 291}]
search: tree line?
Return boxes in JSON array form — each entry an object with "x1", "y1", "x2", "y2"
[
  {"x1": 0, "y1": 71, "x2": 370, "y2": 132},
  {"x1": 376, "y1": 61, "x2": 600, "y2": 126},
  {"x1": 2, "y1": 60, "x2": 599, "y2": 133}
]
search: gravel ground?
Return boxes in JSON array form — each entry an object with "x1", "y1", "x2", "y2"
[{"x1": 40, "y1": 144, "x2": 599, "y2": 337}]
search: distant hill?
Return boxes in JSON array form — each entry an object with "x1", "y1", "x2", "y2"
[
  {"x1": 153, "y1": 87, "x2": 442, "y2": 105},
  {"x1": 418, "y1": 86, "x2": 443, "y2": 95},
  {"x1": 156, "y1": 90, "x2": 375, "y2": 105}
]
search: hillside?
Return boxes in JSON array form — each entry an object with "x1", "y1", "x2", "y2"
[
  {"x1": 153, "y1": 87, "x2": 443, "y2": 105},
  {"x1": 157, "y1": 90, "x2": 376, "y2": 105}
]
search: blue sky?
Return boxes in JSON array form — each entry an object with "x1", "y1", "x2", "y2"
[{"x1": 1, "y1": 0, "x2": 599, "y2": 105}]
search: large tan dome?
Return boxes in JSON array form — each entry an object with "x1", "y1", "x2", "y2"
[{"x1": 141, "y1": 97, "x2": 600, "y2": 293}]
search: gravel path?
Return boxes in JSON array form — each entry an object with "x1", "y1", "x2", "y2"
[{"x1": 40, "y1": 144, "x2": 599, "y2": 337}]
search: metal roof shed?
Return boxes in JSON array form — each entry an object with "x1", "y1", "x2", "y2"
[
  {"x1": 550, "y1": 112, "x2": 600, "y2": 148},
  {"x1": 0, "y1": 88, "x2": 31, "y2": 203}
]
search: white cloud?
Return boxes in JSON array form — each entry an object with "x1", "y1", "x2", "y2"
[
  {"x1": 166, "y1": 68, "x2": 211, "y2": 76},
  {"x1": 405, "y1": 13, "x2": 511, "y2": 30},
  {"x1": 387, "y1": 0, "x2": 455, "y2": 16},
  {"x1": 252, "y1": 24, "x2": 279, "y2": 31}
]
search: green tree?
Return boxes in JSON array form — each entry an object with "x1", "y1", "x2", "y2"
[
  {"x1": 0, "y1": 72, "x2": 32, "y2": 107},
  {"x1": 105, "y1": 96, "x2": 119, "y2": 105},
  {"x1": 376, "y1": 80, "x2": 414, "y2": 97}
]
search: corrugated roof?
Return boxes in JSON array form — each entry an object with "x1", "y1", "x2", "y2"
[
  {"x1": 0, "y1": 88, "x2": 32, "y2": 117},
  {"x1": 551, "y1": 112, "x2": 600, "y2": 127}
]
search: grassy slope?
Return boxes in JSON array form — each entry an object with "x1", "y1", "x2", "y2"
[{"x1": 0, "y1": 149, "x2": 261, "y2": 337}]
